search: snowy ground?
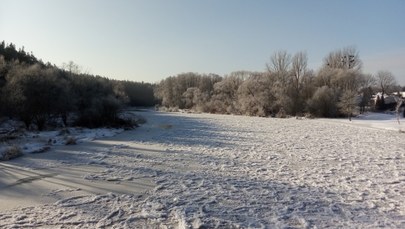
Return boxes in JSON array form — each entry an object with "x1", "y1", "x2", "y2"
[
  {"x1": 0, "y1": 111, "x2": 404, "y2": 228},
  {"x1": 320, "y1": 112, "x2": 405, "y2": 132},
  {"x1": 0, "y1": 124, "x2": 124, "y2": 159}
]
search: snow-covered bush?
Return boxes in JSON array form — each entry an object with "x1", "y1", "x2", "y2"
[
  {"x1": 64, "y1": 136, "x2": 77, "y2": 145},
  {"x1": 276, "y1": 107, "x2": 287, "y2": 118},
  {"x1": 0, "y1": 145, "x2": 22, "y2": 161},
  {"x1": 135, "y1": 115, "x2": 147, "y2": 125}
]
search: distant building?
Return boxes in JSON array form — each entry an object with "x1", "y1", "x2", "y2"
[
  {"x1": 393, "y1": 91, "x2": 405, "y2": 98},
  {"x1": 371, "y1": 92, "x2": 405, "y2": 110}
]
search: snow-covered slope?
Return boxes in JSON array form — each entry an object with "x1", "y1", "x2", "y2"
[{"x1": 0, "y1": 111, "x2": 404, "y2": 228}]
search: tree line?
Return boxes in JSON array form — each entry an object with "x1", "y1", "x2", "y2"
[
  {"x1": 155, "y1": 47, "x2": 403, "y2": 119},
  {"x1": 1, "y1": 42, "x2": 403, "y2": 130},
  {"x1": 0, "y1": 41, "x2": 156, "y2": 130}
]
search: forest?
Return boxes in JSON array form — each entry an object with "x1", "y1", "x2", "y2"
[
  {"x1": 0, "y1": 41, "x2": 156, "y2": 130},
  {"x1": 1, "y1": 42, "x2": 404, "y2": 132},
  {"x1": 155, "y1": 48, "x2": 404, "y2": 118}
]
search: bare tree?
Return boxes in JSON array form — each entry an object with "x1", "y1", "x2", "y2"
[
  {"x1": 62, "y1": 61, "x2": 82, "y2": 75},
  {"x1": 291, "y1": 51, "x2": 307, "y2": 91},
  {"x1": 283, "y1": 51, "x2": 309, "y2": 115},
  {"x1": 324, "y1": 50, "x2": 344, "y2": 69},
  {"x1": 265, "y1": 51, "x2": 292, "y2": 113},
  {"x1": 341, "y1": 47, "x2": 362, "y2": 70},
  {"x1": 376, "y1": 70, "x2": 397, "y2": 97},
  {"x1": 359, "y1": 73, "x2": 376, "y2": 90},
  {"x1": 267, "y1": 50, "x2": 291, "y2": 73},
  {"x1": 228, "y1": 71, "x2": 254, "y2": 81},
  {"x1": 323, "y1": 47, "x2": 362, "y2": 71}
]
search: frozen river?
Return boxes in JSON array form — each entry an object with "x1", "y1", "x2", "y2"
[{"x1": 1, "y1": 111, "x2": 404, "y2": 228}]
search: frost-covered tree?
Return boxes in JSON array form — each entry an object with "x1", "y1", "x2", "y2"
[
  {"x1": 155, "y1": 76, "x2": 179, "y2": 108},
  {"x1": 182, "y1": 87, "x2": 198, "y2": 109},
  {"x1": 291, "y1": 51, "x2": 307, "y2": 92},
  {"x1": 338, "y1": 90, "x2": 358, "y2": 121},
  {"x1": 266, "y1": 50, "x2": 291, "y2": 91},
  {"x1": 265, "y1": 51, "x2": 292, "y2": 113},
  {"x1": 265, "y1": 51, "x2": 314, "y2": 116},
  {"x1": 287, "y1": 51, "x2": 309, "y2": 115},
  {"x1": 62, "y1": 61, "x2": 82, "y2": 75},
  {"x1": 331, "y1": 69, "x2": 363, "y2": 92},
  {"x1": 155, "y1": 73, "x2": 221, "y2": 110},
  {"x1": 211, "y1": 75, "x2": 243, "y2": 114},
  {"x1": 3, "y1": 64, "x2": 70, "y2": 129},
  {"x1": 237, "y1": 72, "x2": 274, "y2": 116},
  {"x1": 307, "y1": 86, "x2": 338, "y2": 117},
  {"x1": 1, "y1": 41, "x2": 154, "y2": 129}
]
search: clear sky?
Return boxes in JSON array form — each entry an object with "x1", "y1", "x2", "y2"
[{"x1": 1, "y1": 0, "x2": 404, "y2": 84}]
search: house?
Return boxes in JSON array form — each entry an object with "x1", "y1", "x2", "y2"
[
  {"x1": 393, "y1": 91, "x2": 405, "y2": 98},
  {"x1": 371, "y1": 92, "x2": 405, "y2": 111}
]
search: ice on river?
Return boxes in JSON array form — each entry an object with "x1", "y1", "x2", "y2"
[{"x1": 0, "y1": 111, "x2": 404, "y2": 228}]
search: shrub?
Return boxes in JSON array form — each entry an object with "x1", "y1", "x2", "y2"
[
  {"x1": 65, "y1": 136, "x2": 77, "y2": 145},
  {"x1": 276, "y1": 107, "x2": 287, "y2": 118},
  {"x1": 1, "y1": 145, "x2": 22, "y2": 160}
]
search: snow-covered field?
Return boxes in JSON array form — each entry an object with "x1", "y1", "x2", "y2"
[{"x1": 0, "y1": 111, "x2": 404, "y2": 228}]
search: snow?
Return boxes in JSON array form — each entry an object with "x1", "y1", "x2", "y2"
[
  {"x1": 1, "y1": 111, "x2": 404, "y2": 228},
  {"x1": 0, "y1": 126, "x2": 124, "y2": 159},
  {"x1": 320, "y1": 112, "x2": 404, "y2": 132}
]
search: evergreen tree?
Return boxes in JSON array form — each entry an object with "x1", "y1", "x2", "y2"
[
  {"x1": 375, "y1": 95, "x2": 386, "y2": 111},
  {"x1": 380, "y1": 95, "x2": 386, "y2": 111},
  {"x1": 375, "y1": 95, "x2": 381, "y2": 111}
]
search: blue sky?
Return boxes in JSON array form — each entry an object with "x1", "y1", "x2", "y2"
[{"x1": 1, "y1": 0, "x2": 404, "y2": 84}]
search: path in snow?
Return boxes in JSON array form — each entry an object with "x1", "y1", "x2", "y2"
[{"x1": 0, "y1": 111, "x2": 404, "y2": 228}]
